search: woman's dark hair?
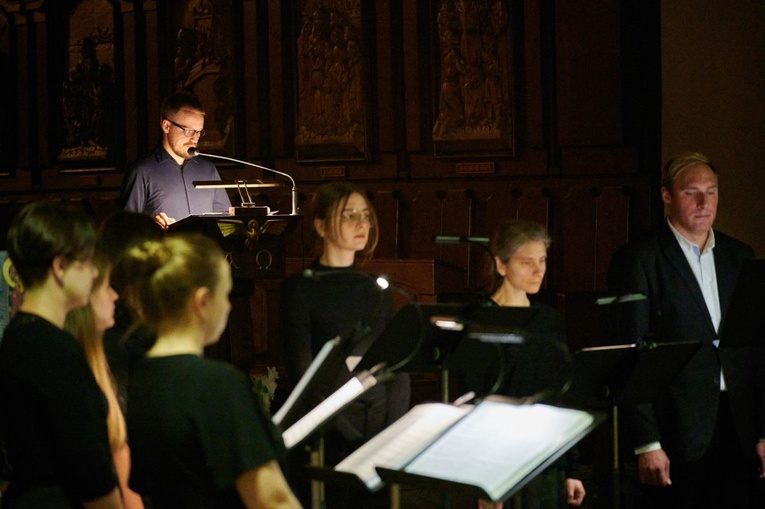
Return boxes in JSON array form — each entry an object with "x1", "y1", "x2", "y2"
[
  {"x1": 309, "y1": 181, "x2": 379, "y2": 263},
  {"x1": 98, "y1": 211, "x2": 164, "y2": 295},
  {"x1": 7, "y1": 201, "x2": 96, "y2": 289},
  {"x1": 97, "y1": 210, "x2": 164, "y2": 261}
]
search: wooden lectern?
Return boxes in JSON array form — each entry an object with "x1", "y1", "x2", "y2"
[{"x1": 169, "y1": 210, "x2": 300, "y2": 371}]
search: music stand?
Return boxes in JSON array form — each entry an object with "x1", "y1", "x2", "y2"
[
  {"x1": 310, "y1": 397, "x2": 604, "y2": 505},
  {"x1": 272, "y1": 322, "x2": 389, "y2": 509},
  {"x1": 355, "y1": 303, "x2": 539, "y2": 402},
  {"x1": 561, "y1": 340, "x2": 701, "y2": 509}
]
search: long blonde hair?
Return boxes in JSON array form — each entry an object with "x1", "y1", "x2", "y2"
[{"x1": 65, "y1": 253, "x2": 127, "y2": 451}]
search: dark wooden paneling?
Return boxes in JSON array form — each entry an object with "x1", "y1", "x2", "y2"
[
  {"x1": 594, "y1": 186, "x2": 631, "y2": 287},
  {"x1": 375, "y1": 1, "x2": 395, "y2": 154},
  {"x1": 16, "y1": 15, "x2": 30, "y2": 170},
  {"x1": 561, "y1": 146, "x2": 639, "y2": 176},
  {"x1": 556, "y1": 0, "x2": 623, "y2": 147},
  {"x1": 35, "y1": 11, "x2": 48, "y2": 168},
  {"x1": 522, "y1": 0, "x2": 544, "y2": 148},
  {"x1": 121, "y1": 3, "x2": 139, "y2": 162},
  {"x1": 267, "y1": 0, "x2": 287, "y2": 156},
  {"x1": 243, "y1": 0, "x2": 262, "y2": 158},
  {"x1": 143, "y1": 2, "x2": 160, "y2": 154},
  {"x1": 556, "y1": 186, "x2": 601, "y2": 291},
  {"x1": 367, "y1": 189, "x2": 400, "y2": 259},
  {"x1": 402, "y1": 0, "x2": 422, "y2": 153}
]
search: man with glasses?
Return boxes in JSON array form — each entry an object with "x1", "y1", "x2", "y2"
[{"x1": 119, "y1": 91, "x2": 231, "y2": 228}]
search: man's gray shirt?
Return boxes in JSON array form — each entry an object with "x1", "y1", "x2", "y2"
[{"x1": 119, "y1": 146, "x2": 231, "y2": 220}]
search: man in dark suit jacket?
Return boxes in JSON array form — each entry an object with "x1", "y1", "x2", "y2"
[{"x1": 608, "y1": 152, "x2": 765, "y2": 508}]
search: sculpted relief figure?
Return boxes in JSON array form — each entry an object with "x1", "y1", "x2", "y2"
[
  {"x1": 433, "y1": 0, "x2": 510, "y2": 142},
  {"x1": 296, "y1": 3, "x2": 364, "y2": 147}
]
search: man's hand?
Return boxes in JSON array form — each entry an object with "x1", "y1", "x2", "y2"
[
  {"x1": 756, "y1": 440, "x2": 765, "y2": 478},
  {"x1": 154, "y1": 212, "x2": 176, "y2": 229},
  {"x1": 637, "y1": 448, "x2": 671, "y2": 486},
  {"x1": 566, "y1": 478, "x2": 586, "y2": 506}
]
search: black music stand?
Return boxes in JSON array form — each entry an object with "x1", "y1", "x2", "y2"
[
  {"x1": 273, "y1": 320, "x2": 385, "y2": 440},
  {"x1": 561, "y1": 340, "x2": 701, "y2": 509},
  {"x1": 272, "y1": 323, "x2": 390, "y2": 509},
  {"x1": 308, "y1": 397, "x2": 603, "y2": 506},
  {"x1": 355, "y1": 303, "x2": 539, "y2": 402}
]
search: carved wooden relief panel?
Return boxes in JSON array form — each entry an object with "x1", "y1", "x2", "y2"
[
  {"x1": 432, "y1": 0, "x2": 515, "y2": 157},
  {"x1": 59, "y1": 0, "x2": 117, "y2": 165},
  {"x1": 172, "y1": 0, "x2": 235, "y2": 154},
  {"x1": 294, "y1": 0, "x2": 369, "y2": 162}
]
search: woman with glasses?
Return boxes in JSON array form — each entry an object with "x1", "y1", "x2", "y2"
[
  {"x1": 279, "y1": 182, "x2": 410, "y2": 509},
  {"x1": 118, "y1": 91, "x2": 231, "y2": 228},
  {"x1": 0, "y1": 201, "x2": 123, "y2": 508}
]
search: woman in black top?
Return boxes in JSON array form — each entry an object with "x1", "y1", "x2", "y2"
[
  {"x1": 279, "y1": 182, "x2": 410, "y2": 508},
  {"x1": 116, "y1": 233, "x2": 299, "y2": 509},
  {"x1": 468, "y1": 220, "x2": 584, "y2": 509},
  {"x1": 0, "y1": 201, "x2": 123, "y2": 509}
]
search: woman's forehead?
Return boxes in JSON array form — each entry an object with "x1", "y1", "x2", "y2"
[{"x1": 341, "y1": 192, "x2": 368, "y2": 210}]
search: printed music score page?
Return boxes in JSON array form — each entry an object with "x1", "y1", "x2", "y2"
[
  {"x1": 402, "y1": 400, "x2": 595, "y2": 501},
  {"x1": 335, "y1": 402, "x2": 471, "y2": 491}
]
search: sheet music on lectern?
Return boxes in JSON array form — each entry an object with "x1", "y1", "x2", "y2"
[{"x1": 335, "y1": 397, "x2": 596, "y2": 501}]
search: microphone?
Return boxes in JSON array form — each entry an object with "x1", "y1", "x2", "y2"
[
  {"x1": 433, "y1": 235, "x2": 490, "y2": 245},
  {"x1": 434, "y1": 235, "x2": 494, "y2": 262},
  {"x1": 188, "y1": 147, "x2": 299, "y2": 215}
]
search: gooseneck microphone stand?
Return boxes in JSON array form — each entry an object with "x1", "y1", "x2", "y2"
[{"x1": 188, "y1": 147, "x2": 299, "y2": 215}]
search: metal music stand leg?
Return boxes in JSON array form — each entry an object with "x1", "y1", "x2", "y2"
[
  {"x1": 441, "y1": 366, "x2": 450, "y2": 403},
  {"x1": 310, "y1": 432, "x2": 326, "y2": 509},
  {"x1": 612, "y1": 404, "x2": 621, "y2": 509},
  {"x1": 389, "y1": 483, "x2": 401, "y2": 509}
]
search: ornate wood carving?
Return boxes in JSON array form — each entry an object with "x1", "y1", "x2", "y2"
[
  {"x1": 432, "y1": 0, "x2": 515, "y2": 157},
  {"x1": 59, "y1": 0, "x2": 117, "y2": 165},
  {"x1": 172, "y1": 0, "x2": 235, "y2": 154},
  {"x1": 294, "y1": 0, "x2": 368, "y2": 162}
]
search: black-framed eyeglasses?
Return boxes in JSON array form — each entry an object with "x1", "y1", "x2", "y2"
[{"x1": 167, "y1": 119, "x2": 206, "y2": 138}]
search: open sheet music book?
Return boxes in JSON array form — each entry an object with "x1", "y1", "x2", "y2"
[
  {"x1": 335, "y1": 402, "x2": 471, "y2": 491},
  {"x1": 335, "y1": 397, "x2": 599, "y2": 502},
  {"x1": 281, "y1": 366, "x2": 383, "y2": 449}
]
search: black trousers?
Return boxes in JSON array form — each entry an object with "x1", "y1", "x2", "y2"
[{"x1": 638, "y1": 393, "x2": 760, "y2": 509}]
